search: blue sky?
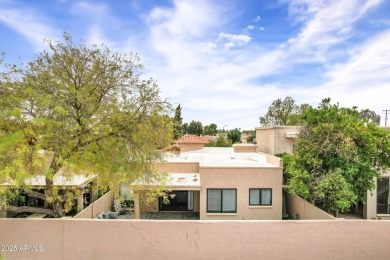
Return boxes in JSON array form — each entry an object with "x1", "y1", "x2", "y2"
[{"x1": 1, "y1": 0, "x2": 390, "y2": 129}]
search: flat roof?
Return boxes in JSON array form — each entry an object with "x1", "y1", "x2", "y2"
[
  {"x1": 0, "y1": 150, "x2": 97, "y2": 187},
  {"x1": 165, "y1": 147, "x2": 277, "y2": 168},
  {"x1": 132, "y1": 173, "x2": 200, "y2": 190},
  {"x1": 255, "y1": 126, "x2": 302, "y2": 130},
  {"x1": 166, "y1": 173, "x2": 200, "y2": 189},
  {"x1": 1, "y1": 171, "x2": 97, "y2": 187}
]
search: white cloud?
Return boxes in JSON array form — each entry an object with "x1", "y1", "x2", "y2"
[
  {"x1": 39, "y1": 0, "x2": 381, "y2": 129},
  {"x1": 87, "y1": 25, "x2": 116, "y2": 48},
  {"x1": 143, "y1": 0, "x2": 225, "y2": 71},
  {"x1": 0, "y1": 8, "x2": 58, "y2": 50},
  {"x1": 137, "y1": 0, "x2": 386, "y2": 128},
  {"x1": 218, "y1": 32, "x2": 252, "y2": 48},
  {"x1": 369, "y1": 18, "x2": 390, "y2": 27},
  {"x1": 0, "y1": 0, "x2": 385, "y2": 129},
  {"x1": 70, "y1": 1, "x2": 109, "y2": 17},
  {"x1": 146, "y1": 0, "x2": 222, "y2": 39},
  {"x1": 320, "y1": 29, "x2": 390, "y2": 114},
  {"x1": 327, "y1": 30, "x2": 390, "y2": 83},
  {"x1": 200, "y1": 41, "x2": 217, "y2": 52},
  {"x1": 223, "y1": 42, "x2": 235, "y2": 49},
  {"x1": 285, "y1": 0, "x2": 383, "y2": 60},
  {"x1": 269, "y1": 29, "x2": 390, "y2": 125}
]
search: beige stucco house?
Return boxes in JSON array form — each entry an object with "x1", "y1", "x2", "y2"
[
  {"x1": 256, "y1": 126, "x2": 300, "y2": 155},
  {"x1": 134, "y1": 135, "x2": 284, "y2": 220},
  {"x1": 366, "y1": 127, "x2": 390, "y2": 219}
]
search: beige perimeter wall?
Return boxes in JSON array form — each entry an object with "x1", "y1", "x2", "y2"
[
  {"x1": 154, "y1": 162, "x2": 199, "y2": 173},
  {"x1": 286, "y1": 193, "x2": 335, "y2": 220},
  {"x1": 73, "y1": 190, "x2": 114, "y2": 219},
  {"x1": 1, "y1": 219, "x2": 390, "y2": 260}
]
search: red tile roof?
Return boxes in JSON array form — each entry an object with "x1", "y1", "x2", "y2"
[{"x1": 176, "y1": 135, "x2": 210, "y2": 144}]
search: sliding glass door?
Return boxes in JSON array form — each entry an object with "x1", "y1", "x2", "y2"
[{"x1": 159, "y1": 191, "x2": 194, "y2": 211}]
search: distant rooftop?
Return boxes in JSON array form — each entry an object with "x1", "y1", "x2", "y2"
[{"x1": 176, "y1": 134, "x2": 210, "y2": 144}]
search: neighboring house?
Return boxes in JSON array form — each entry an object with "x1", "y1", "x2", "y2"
[
  {"x1": 366, "y1": 170, "x2": 390, "y2": 219},
  {"x1": 133, "y1": 134, "x2": 284, "y2": 220},
  {"x1": 0, "y1": 151, "x2": 98, "y2": 218},
  {"x1": 1, "y1": 133, "x2": 284, "y2": 220},
  {"x1": 256, "y1": 126, "x2": 390, "y2": 220},
  {"x1": 175, "y1": 134, "x2": 211, "y2": 152},
  {"x1": 256, "y1": 126, "x2": 300, "y2": 155},
  {"x1": 366, "y1": 127, "x2": 390, "y2": 219}
]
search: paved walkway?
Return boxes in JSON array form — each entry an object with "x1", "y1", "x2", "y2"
[
  {"x1": 338, "y1": 212, "x2": 364, "y2": 219},
  {"x1": 118, "y1": 211, "x2": 200, "y2": 220}
]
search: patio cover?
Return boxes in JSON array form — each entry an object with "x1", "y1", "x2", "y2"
[{"x1": 132, "y1": 173, "x2": 201, "y2": 191}]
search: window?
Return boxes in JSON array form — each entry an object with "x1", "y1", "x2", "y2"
[
  {"x1": 207, "y1": 189, "x2": 236, "y2": 213},
  {"x1": 249, "y1": 188, "x2": 272, "y2": 206},
  {"x1": 377, "y1": 178, "x2": 390, "y2": 214}
]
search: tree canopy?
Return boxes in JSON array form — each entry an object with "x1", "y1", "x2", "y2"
[
  {"x1": 203, "y1": 123, "x2": 218, "y2": 136},
  {"x1": 259, "y1": 97, "x2": 299, "y2": 126},
  {"x1": 0, "y1": 33, "x2": 173, "y2": 217},
  {"x1": 172, "y1": 105, "x2": 183, "y2": 140},
  {"x1": 286, "y1": 98, "x2": 390, "y2": 215},
  {"x1": 359, "y1": 109, "x2": 381, "y2": 125},
  {"x1": 187, "y1": 120, "x2": 203, "y2": 136},
  {"x1": 259, "y1": 97, "x2": 311, "y2": 126},
  {"x1": 204, "y1": 135, "x2": 232, "y2": 147},
  {"x1": 227, "y1": 128, "x2": 241, "y2": 144}
]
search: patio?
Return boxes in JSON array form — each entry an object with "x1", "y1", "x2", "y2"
[{"x1": 117, "y1": 211, "x2": 199, "y2": 220}]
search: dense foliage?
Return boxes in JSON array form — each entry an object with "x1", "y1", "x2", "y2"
[
  {"x1": 203, "y1": 123, "x2": 218, "y2": 136},
  {"x1": 204, "y1": 135, "x2": 232, "y2": 147},
  {"x1": 227, "y1": 128, "x2": 241, "y2": 144},
  {"x1": 172, "y1": 105, "x2": 183, "y2": 140},
  {"x1": 187, "y1": 120, "x2": 203, "y2": 136},
  {"x1": 359, "y1": 109, "x2": 381, "y2": 125},
  {"x1": 0, "y1": 33, "x2": 173, "y2": 216},
  {"x1": 287, "y1": 98, "x2": 390, "y2": 214},
  {"x1": 260, "y1": 97, "x2": 301, "y2": 126}
]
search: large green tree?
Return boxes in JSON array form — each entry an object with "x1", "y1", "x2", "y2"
[
  {"x1": 205, "y1": 135, "x2": 232, "y2": 147},
  {"x1": 259, "y1": 97, "x2": 310, "y2": 126},
  {"x1": 259, "y1": 97, "x2": 299, "y2": 126},
  {"x1": 181, "y1": 122, "x2": 188, "y2": 135},
  {"x1": 203, "y1": 123, "x2": 218, "y2": 136},
  {"x1": 359, "y1": 109, "x2": 380, "y2": 125},
  {"x1": 187, "y1": 120, "x2": 203, "y2": 136},
  {"x1": 172, "y1": 105, "x2": 183, "y2": 140},
  {"x1": 287, "y1": 98, "x2": 390, "y2": 216},
  {"x1": 0, "y1": 33, "x2": 173, "y2": 217},
  {"x1": 227, "y1": 128, "x2": 241, "y2": 144}
]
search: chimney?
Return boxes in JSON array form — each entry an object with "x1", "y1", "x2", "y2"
[{"x1": 241, "y1": 133, "x2": 249, "y2": 144}]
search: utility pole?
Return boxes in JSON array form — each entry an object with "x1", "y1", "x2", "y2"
[{"x1": 384, "y1": 110, "x2": 390, "y2": 127}]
